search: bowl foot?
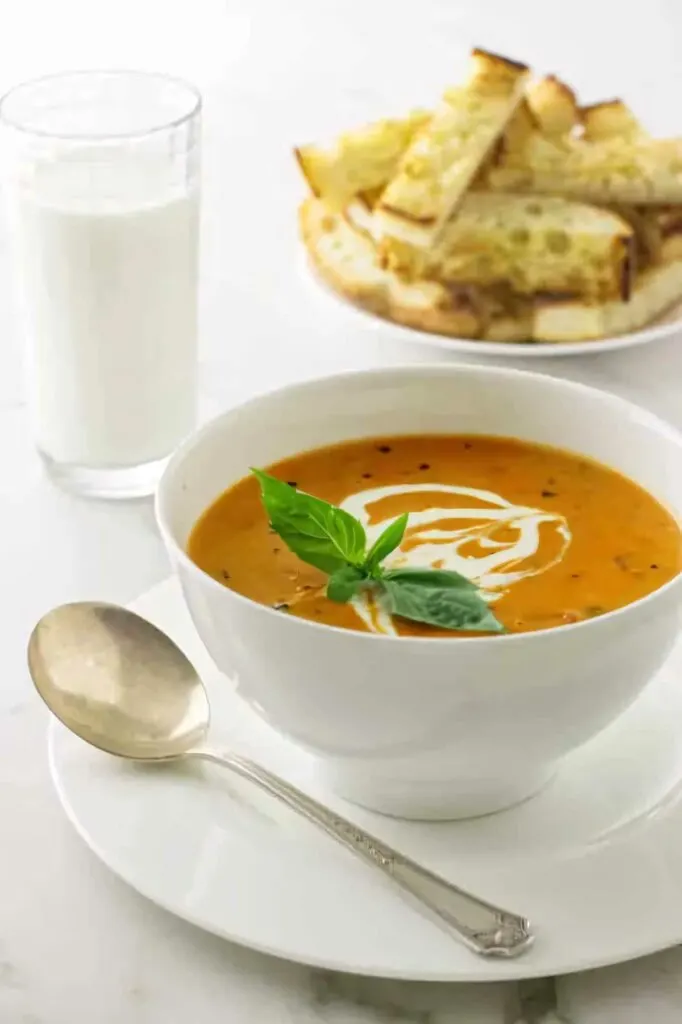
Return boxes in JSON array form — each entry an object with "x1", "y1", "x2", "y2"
[{"x1": 315, "y1": 763, "x2": 556, "y2": 821}]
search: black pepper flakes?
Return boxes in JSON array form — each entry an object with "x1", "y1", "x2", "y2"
[
  {"x1": 463, "y1": 442, "x2": 473, "y2": 450},
  {"x1": 570, "y1": 573, "x2": 581, "y2": 579},
  {"x1": 287, "y1": 481, "x2": 298, "y2": 488},
  {"x1": 541, "y1": 489, "x2": 557, "y2": 498},
  {"x1": 377, "y1": 445, "x2": 392, "y2": 454},
  {"x1": 651, "y1": 563, "x2": 659, "y2": 569},
  {"x1": 419, "y1": 463, "x2": 430, "y2": 470},
  {"x1": 362, "y1": 472, "x2": 373, "y2": 479},
  {"x1": 220, "y1": 570, "x2": 231, "y2": 581}
]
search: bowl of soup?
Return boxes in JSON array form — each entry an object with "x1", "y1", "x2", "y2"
[{"x1": 156, "y1": 365, "x2": 682, "y2": 820}]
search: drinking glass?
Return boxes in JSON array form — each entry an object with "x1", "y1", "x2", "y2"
[{"x1": 1, "y1": 71, "x2": 201, "y2": 498}]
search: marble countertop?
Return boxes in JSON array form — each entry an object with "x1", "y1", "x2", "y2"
[{"x1": 4, "y1": 1, "x2": 682, "y2": 1020}]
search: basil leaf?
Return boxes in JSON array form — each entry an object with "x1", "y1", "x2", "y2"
[
  {"x1": 364, "y1": 513, "x2": 409, "y2": 573},
  {"x1": 327, "y1": 565, "x2": 367, "y2": 603},
  {"x1": 252, "y1": 469, "x2": 367, "y2": 574},
  {"x1": 383, "y1": 567, "x2": 479, "y2": 591},
  {"x1": 252, "y1": 470, "x2": 503, "y2": 633},
  {"x1": 380, "y1": 574, "x2": 504, "y2": 633}
]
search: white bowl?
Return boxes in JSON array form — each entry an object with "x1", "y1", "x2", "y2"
[{"x1": 156, "y1": 365, "x2": 682, "y2": 820}]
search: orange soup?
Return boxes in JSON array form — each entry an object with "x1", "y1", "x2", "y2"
[{"x1": 187, "y1": 435, "x2": 682, "y2": 636}]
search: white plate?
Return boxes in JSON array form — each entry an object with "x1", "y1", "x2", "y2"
[
  {"x1": 50, "y1": 578, "x2": 682, "y2": 982},
  {"x1": 304, "y1": 260, "x2": 682, "y2": 359}
]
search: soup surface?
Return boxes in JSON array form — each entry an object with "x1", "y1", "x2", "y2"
[{"x1": 188, "y1": 435, "x2": 682, "y2": 636}]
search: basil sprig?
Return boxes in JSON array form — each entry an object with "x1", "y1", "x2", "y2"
[{"x1": 252, "y1": 470, "x2": 503, "y2": 633}]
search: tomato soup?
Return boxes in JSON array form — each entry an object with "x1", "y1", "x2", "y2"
[{"x1": 187, "y1": 435, "x2": 682, "y2": 636}]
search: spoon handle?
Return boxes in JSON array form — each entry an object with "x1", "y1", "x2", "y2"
[{"x1": 189, "y1": 748, "x2": 533, "y2": 958}]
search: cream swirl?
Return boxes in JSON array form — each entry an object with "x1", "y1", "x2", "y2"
[{"x1": 340, "y1": 483, "x2": 571, "y2": 635}]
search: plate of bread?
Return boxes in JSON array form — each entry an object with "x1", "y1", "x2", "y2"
[{"x1": 296, "y1": 48, "x2": 682, "y2": 355}]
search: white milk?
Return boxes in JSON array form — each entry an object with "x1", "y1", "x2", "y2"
[{"x1": 7, "y1": 153, "x2": 199, "y2": 467}]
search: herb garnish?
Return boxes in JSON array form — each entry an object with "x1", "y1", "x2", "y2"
[{"x1": 251, "y1": 470, "x2": 503, "y2": 633}]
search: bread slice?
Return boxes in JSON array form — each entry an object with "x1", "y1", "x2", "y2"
[
  {"x1": 487, "y1": 131, "x2": 682, "y2": 204},
  {"x1": 373, "y1": 49, "x2": 529, "y2": 258},
  {"x1": 299, "y1": 197, "x2": 484, "y2": 337},
  {"x1": 294, "y1": 110, "x2": 430, "y2": 208},
  {"x1": 657, "y1": 210, "x2": 682, "y2": 263},
  {"x1": 491, "y1": 78, "x2": 578, "y2": 191},
  {"x1": 533, "y1": 259, "x2": 682, "y2": 341},
  {"x1": 525, "y1": 76, "x2": 580, "y2": 137},
  {"x1": 348, "y1": 190, "x2": 633, "y2": 300},
  {"x1": 581, "y1": 99, "x2": 643, "y2": 143},
  {"x1": 426, "y1": 192, "x2": 634, "y2": 300},
  {"x1": 497, "y1": 99, "x2": 539, "y2": 158},
  {"x1": 579, "y1": 99, "x2": 682, "y2": 267},
  {"x1": 615, "y1": 202, "x2": 682, "y2": 265},
  {"x1": 578, "y1": 100, "x2": 661, "y2": 263}
]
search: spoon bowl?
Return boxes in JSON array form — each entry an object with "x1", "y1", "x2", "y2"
[{"x1": 28, "y1": 602, "x2": 209, "y2": 759}]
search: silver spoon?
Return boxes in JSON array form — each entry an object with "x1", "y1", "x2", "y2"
[{"x1": 28, "y1": 601, "x2": 533, "y2": 958}]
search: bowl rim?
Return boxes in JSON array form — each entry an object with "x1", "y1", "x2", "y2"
[{"x1": 156, "y1": 362, "x2": 682, "y2": 647}]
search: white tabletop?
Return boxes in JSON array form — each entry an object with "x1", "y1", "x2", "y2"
[{"x1": 3, "y1": 2, "x2": 682, "y2": 1021}]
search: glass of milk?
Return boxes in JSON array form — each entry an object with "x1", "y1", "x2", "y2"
[{"x1": 1, "y1": 71, "x2": 201, "y2": 498}]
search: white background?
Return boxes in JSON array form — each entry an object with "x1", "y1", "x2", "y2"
[{"x1": 3, "y1": 1, "x2": 682, "y2": 1020}]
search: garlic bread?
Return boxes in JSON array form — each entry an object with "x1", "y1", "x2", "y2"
[
  {"x1": 426, "y1": 192, "x2": 634, "y2": 300},
  {"x1": 488, "y1": 132, "x2": 682, "y2": 204},
  {"x1": 533, "y1": 259, "x2": 682, "y2": 340},
  {"x1": 294, "y1": 110, "x2": 430, "y2": 209},
  {"x1": 373, "y1": 49, "x2": 529, "y2": 257}
]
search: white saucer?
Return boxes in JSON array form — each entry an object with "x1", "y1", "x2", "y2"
[
  {"x1": 50, "y1": 578, "x2": 682, "y2": 981},
  {"x1": 304, "y1": 259, "x2": 682, "y2": 360}
]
